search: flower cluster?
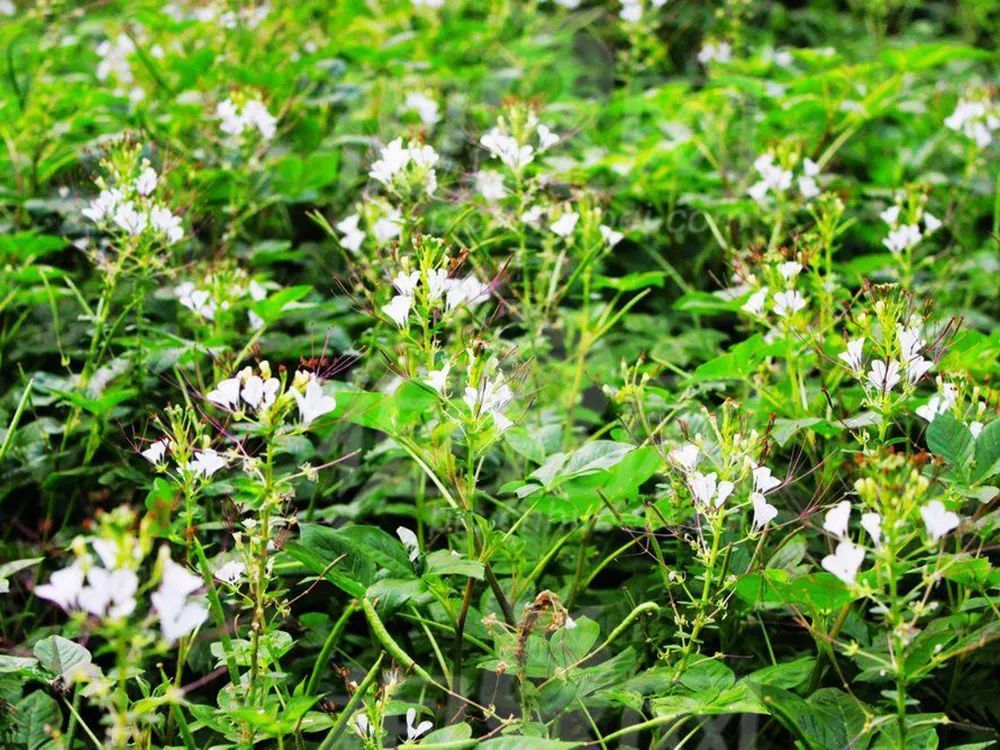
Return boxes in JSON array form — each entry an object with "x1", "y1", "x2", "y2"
[
  {"x1": 369, "y1": 138, "x2": 440, "y2": 195},
  {"x1": 880, "y1": 201, "x2": 940, "y2": 255},
  {"x1": 944, "y1": 93, "x2": 999, "y2": 148},
  {"x1": 670, "y1": 441, "x2": 782, "y2": 530},
  {"x1": 820, "y1": 497, "x2": 960, "y2": 585},
  {"x1": 381, "y1": 264, "x2": 491, "y2": 328},
  {"x1": 748, "y1": 152, "x2": 821, "y2": 203},
  {"x1": 207, "y1": 365, "x2": 336, "y2": 426},
  {"x1": 174, "y1": 273, "x2": 269, "y2": 329},
  {"x1": 480, "y1": 115, "x2": 559, "y2": 172},
  {"x1": 334, "y1": 199, "x2": 404, "y2": 253},
  {"x1": 838, "y1": 321, "x2": 933, "y2": 399},
  {"x1": 739, "y1": 258, "x2": 808, "y2": 322},
  {"x1": 216, "y1": 96, "x2": 278, "y2": 141},
  {"x1": 82, "y1": 161, "x2": 184, "y2": 245}
]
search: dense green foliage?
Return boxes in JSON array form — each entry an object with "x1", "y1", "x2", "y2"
[{"x1": 1, "y1": 1, "x2": 999, "y2": 748}]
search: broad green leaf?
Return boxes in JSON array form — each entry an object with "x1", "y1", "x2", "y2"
[
  {"x1": 33, "y1": 635, "x2": 92, "y2": 679},
  {"x1": 927, "y1": 413, "x2": 973, "y2": 467},
  {"x1": 12, "y1": 691, "x2": 62, "y2": 750},
  {"x1": 973, "y1": 420, "x2": 1000, "y2": 480}
]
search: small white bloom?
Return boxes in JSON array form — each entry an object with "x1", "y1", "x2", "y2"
[
  {"x1": 599, "y1": 224, "x2": 624, "y2": 247},
  {"x1": 822, "y1": 500, "x2": 852, "y2": 539},
  {"x1": 772, "y1": 290, "x2": 806, "y2": 318},
  {"x1": 752, "y1": 466, "x2": 782, "y2": 494},
  {"x1": 393, "y1": 271, "x2": 421, "y2": 296},
  {"x1": 920, "y1": 500, "x2": 959, "y2": 542},
  {"x1": 741, "y1": 287, "x2": 768, "y2": 315},
  {"x1": 113, "y1": 202, "x2": 148, "y2": 236},
  {"x1": 923, "y1": 212, "x2": 941, "y2": 233},
  {"x1": 141, "y1": 438, "x2": 169, "y2": 465},
  {"x1": 404, "y1": 91, "x2": 440, "y2": 126},
  {"x1": 406, "y1": 708, "x2": 433, "y2": 741},
  {"x1": 382, "y1": 294, "x2": 413, "y2": 328},
  {"x1": 152, "y1": 556, "x2": 208, "y2": 644},
  {"x1": 241, "y1": 375, "x2": 280, "y2": 410},
  {"x1": 396, "y1": 527, "x2": 420, "y2": 562},
  {"x1": 550, "y1": 211, "x2": 579, "y2": 237},
  {"x1": 778, "y1": 261, "x2": 802, "y2": 281},
  {"x1": 880, "y1": 205, "x2": 901, "y2": 226},
  {"x1": 135, "y1": 166, "x2": 158, "y2": 196},
  {"x1": 293, "y1": 377, "x2": 336, "y2": 425},
  {"x1": 838, "y1": 337, "x2": 865, "y2": 374},
  {"x1": 536, "y1": 123, "x2": 560, "y2": 151},
  {"x1": 475, "y1": 170, "x2": 507, "y2": 201},
  {"x1": 188, "y1": 449, "x2": 227, "y2": 478},
  {"x1": 688, "y1": 472, "x2": 734, "y2": 509},
  {"x1": 369, "y1": 138, "x2": 411, "y2": 185},
  {"x1": 860, "y1": 511, "x2": 882, "y2": 549},
  {"x1": 207, "y1": 377, "x2": 242, "y2": 410},
  {"x1": 670, "y1": 443, "x2": 699, "y2": 472},
  {"x1": 821, "y1": 540, "x2": 865, "y2": 585},
  {"x1": 751, "y1": 492, "x2": 778, "y2": 529},
  {"x1": 883, "y1": 224, "x2": 921, "y2": 254},
  {"x1": 336, "y1": 214, "x2": 365, "y2": 253},
  {"x1": 866, "y1": 359, "x2": 901, "y2": 394},
  {"x1": 213, "y1": 560, "x2": 246, "y2": 585},
  {"x1": 35, "y1": 562, "x2": 86, "y2": 611},
  {"x1": 425, "y1": 363, "x2": 451, "y2": 393}
]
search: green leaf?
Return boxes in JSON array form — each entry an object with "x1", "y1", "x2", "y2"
[
  {"x1": 33, "y1": 635, "x2": 92, "y2": 679},
  {"x1": 0, "y1": 557, "x2": 42, "y2": 594},
  {"x1": 689, "y1": 334, "x2": 778, "y2": 384},
  {"x1": 973, "y1": 420, "x2": 1000, "y2": 480},
  {"x1": 746, "y1": 657, "x2": 815, "y2": 689},
  {"x1": 927, "y1": 412, "x2": 973, "y2": 467},
  {"x1": 424, "y1": 550, "x2": 484, "y2": 580},
  {"x1": 0, "y1": 654, "x2": 39, "y2": 673},
  {"x1": 12, "y1": 691, "x2": 62, "y2": 750}
]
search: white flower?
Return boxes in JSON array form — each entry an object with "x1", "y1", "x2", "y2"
[
  {"x1": 406, "y1": 708, "x2": 433, "y2": 741},
  {"x1": 741, "y1": 287, "x2": 768, "y2": 315},
  {"x1": 688, "y1": 472, "x2": 734, "y2": 509},
  {"x1": 822, "y1": 500, "x2": 851, "y2": 539},
  {"x1": 751, "y1": 492, "x2": 778, "y2": 529},
  {"x1": 599, "y1": 224, "x2": 624, "y2": 247},
  {"x1": 480, "y1": 129, "x2": 534, "y2": 171},
  {"x1": 860, "y1": 511, "x2": 882, "y2": 549},
  {"x1": 550, "y1": 211, "x2": 579, "y2": 237},
  {"x1": 866, "y1": 359, "x2": 901, "y2": 394},
  {"x1": 821, "y1": 540, "x2": 865, "y2": 585},
  {"x1": 216, "y1": 98, "x2": 245, "y2": 136},
  {"x1": 475, "y1": 170, "x2": 507, "y2": 201},
  {"x1": 444, "y1": 276, "x2": 490, "y2": 312},
  {"x1": 404, "y1": 91, "x2": 440, "y2": 126},
  {"x1": 798, "y1": 175, "x2": 819, "y2": 199},
  {"x1": 393, "y1": 271, "x2": 421, "y2": 296},
  {"x1": 35, "y1": 561, "x2": 86, "y2": 611},
  {"x1": 207, "y1": 377, "x2": 242, "y2": 410},
  {"x1": 293, "y1": 377, "x2": 336, "y2": 425},
  {"x1": 536, "y1": 123, "x2": 560, "y2": 151},
  {"x1": 698, "y1": 41, "x2": 732, "y2": 65},
  {"x1": 670, "y1": 443, "x2": 699, "y2": 472},
  {"x1": 915, "y1": 384, "x2": 957, "y2": 423},
  {"x1": 152, "y1": 556, "x2": 208, "y2": 644},
  {"x1": 77, "y1": 567, "x2": 138, "y2": 619},
  {"x1": 188, "y1": 449, "x2": 227, "y2": 478},
  {"x1": 369, "y1": 138, "x2": 411, "y2": 185},
  {"x1": 150, "y1": 206, "x2": 184, "y2": 244},
  {"x1": 82, "y1": 189, "x2": 123, "y2": 223},
  {"x1": 465, "y1": 374, "x2": 515, "y2": 431},
  {"x1": 883, "y1": 224, "x2": 921, "y2": 254},
  {"x1": 425, "y1": 363, "x2": 451, "y2": 393},
  {"x1": 945, "y1": 97, "x2": 997, "y2": 148},
  {"x1": 772, "y1": 290, "x2": 806, "y2": 317},
  {"x1": 838, "y1": 337, "x2": 865, "y2": 374},
  {"x1": 141, "y1": 438, "x2": 169, "y2": 465},
  {"x1": 241, "y1": 375, "x2": 280, "y2": 410},
  {"x1": 214, "y1": 560, "x2": 246, "y2": 585},
  {"x1": 896, "y1": 325, "x2": 925, "y2": 365},
  {"x1": 241, "y1": 99, "x2": 277, "y2": 140},
  {"x1": 372, "y1": 207, "x2": 403, "y2": 244},
  {"x1": 880, "y1": 205, "x2": 901, "y2": 226},
  {"x1": 396, "y1": 527, "x2": 420, "y2": 562},
  {"x1": 382, "y1": 294, "x2": 413, "y2": 328},
  {"x1": 176, "y1": 282, "x2": 217, "y2": 320},
  {"x1": 113, "y1": 202, "x2": 148, "y2": 235},
  {"x1": 921, "y1": 500, "x2": 959, "y2": 542},
  {"x1": 923, "y1": 212, "x2": 941, "y2": 233},
  {"x1": 521, "y1": 205, "x2": 544, "y2": 227},
  {"x1": 135, "y1": 166, "x2": 158, "y2": 196},
  {"x1": 752, "y1": 466, "x2": 782, "y2": 494},
  {"x1": 354, "y1": 714, "x2": 373, "y2": 738},
  {"x1": 778, "y1": 261, "x2": 802, "y2": 281},
  {"x1": 747, "y1": 180, "x2": 770, "y2": 203},
  {"x1": 336, "y1": 213, "x2": 365, "y2": 252},
  {"x1": 970, "y1": 421, "x2": 984, "y2": 438},
  {"x1": 903, "y1": 356, "x2": 933, "y2": 386}
]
